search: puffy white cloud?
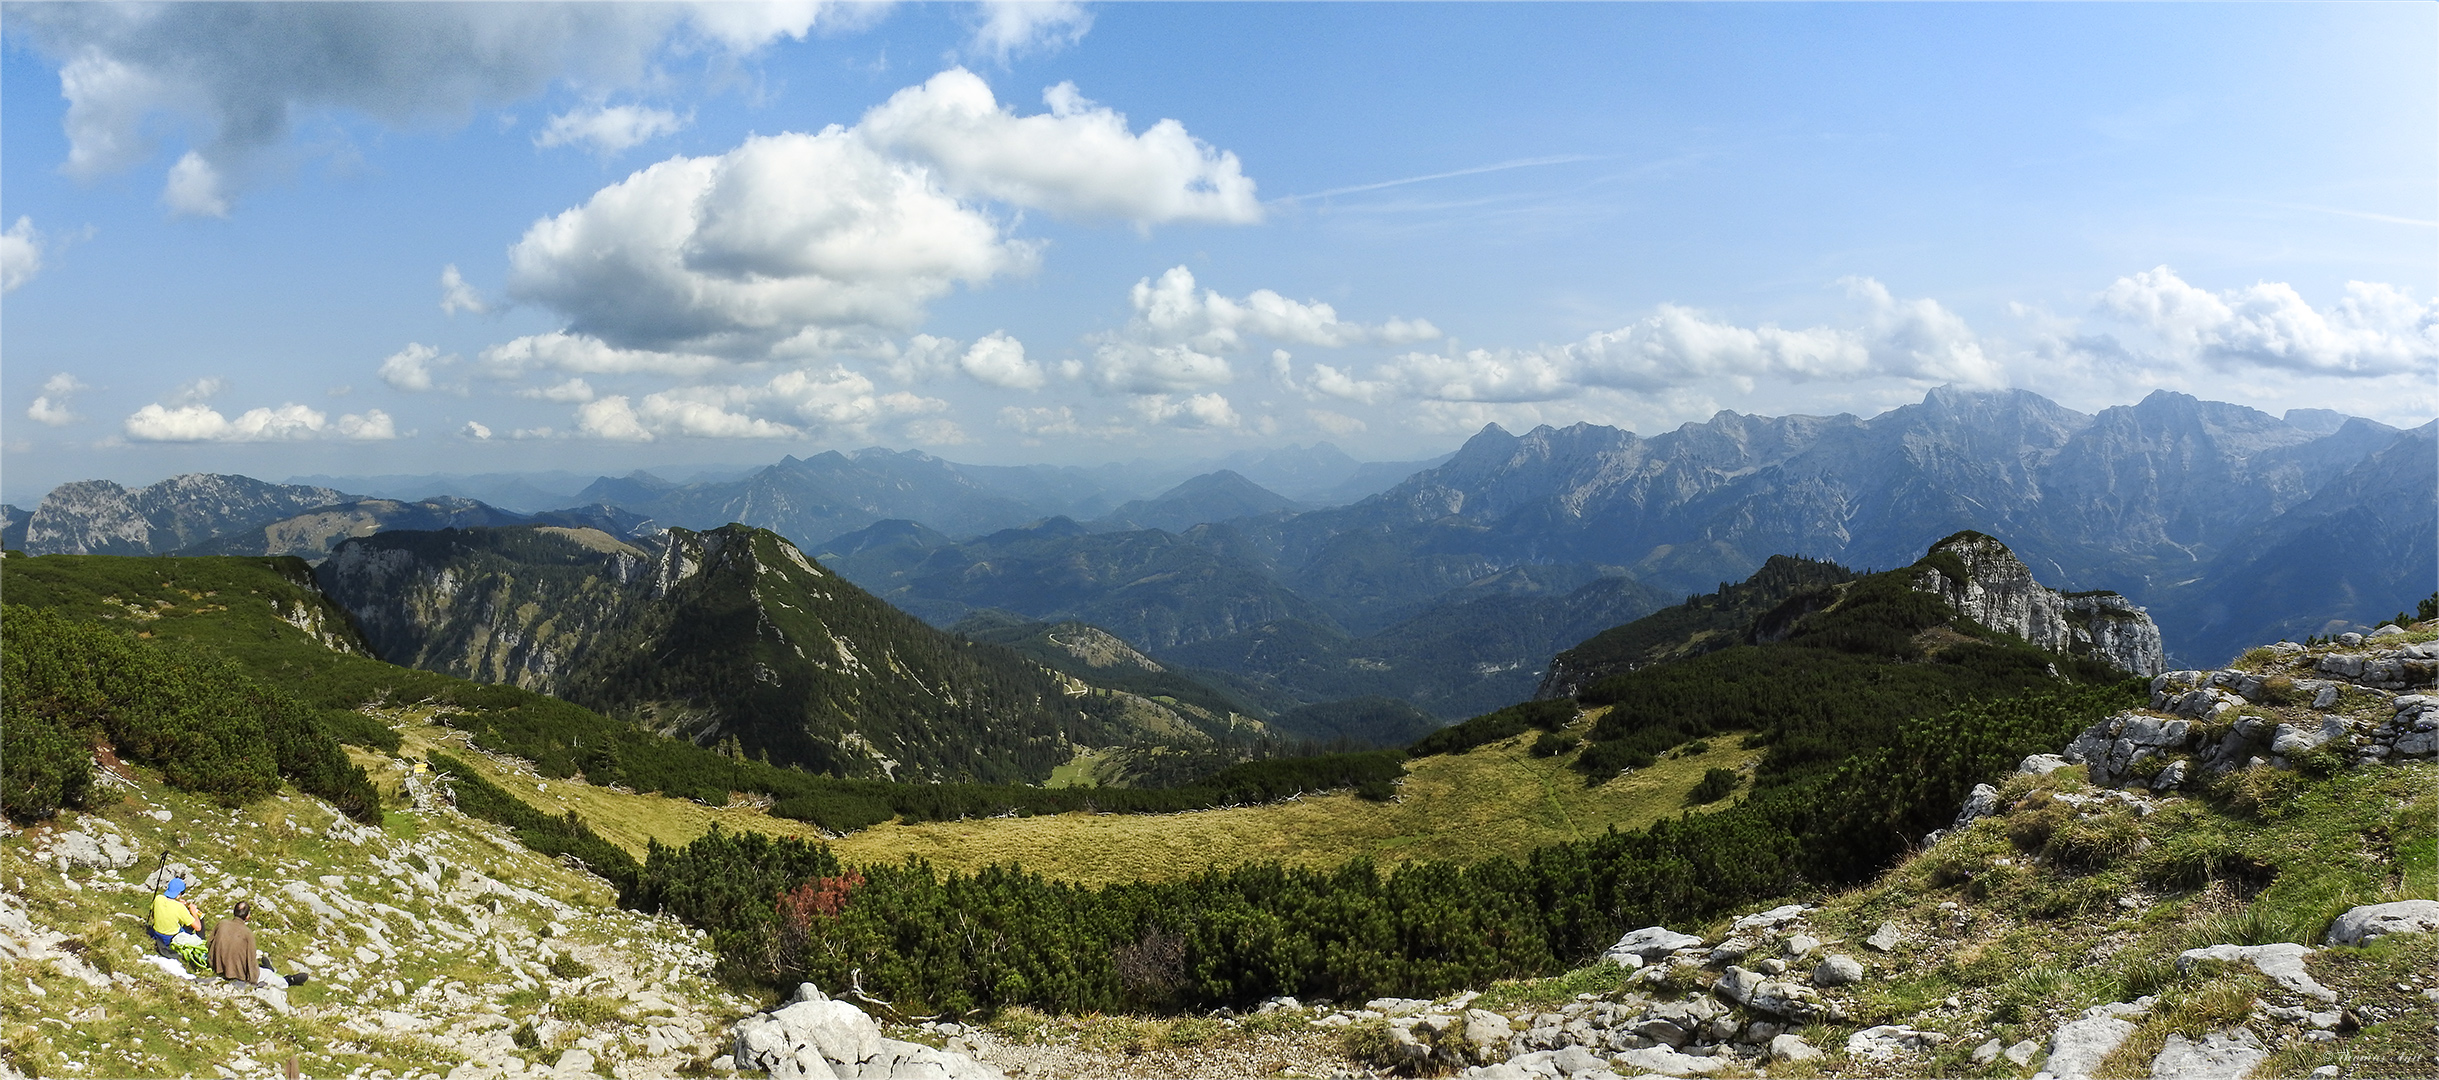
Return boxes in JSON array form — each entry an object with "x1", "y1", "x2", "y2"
[
  {"x1": 998, "y1": 403, "x2": 1134, "y2": 439},
  {"x1": 518, "y1": 377, "x2": 598, "y2": 403},
  {"x1": 161, "y1": 151, "x2": 229, "y2": 217},
  {"x1": 378, "y1": 343, "x2": 446, "y2": 392},
  {"x1": 26, "y1": 372, "x2": 86, "y2": 426},
  {"x1": 1092, "y1": 342, "x2": 1235, "y2": 394},
  {"x1": 1125, "y1": 265, "x2": 1439, "y2": 352},
  {"x1": 497, "y1": 70, "x2": 1260, "y2": 364},
  {"x1": 860, "y1": 69, "x2": 1260, "y2": 227},
  {"x1": 1309, "y1": 279, "x2": 1999, "y2": 406},
  {"x1": 17, "y1": 3, "x2": 833, "y2": 213},
  {"x1": 122, "y1": 402, "x2": 396, "y2": 442},
  {"x1": 537, "y1": 103, "x2": 689, "y2": 154},
  {"x1": 2, "y1": 218, "x2": 44, "y2": 292},
  {"x1": 479, "y1": 331, "x2": 726, "y2": 377},
  {"x1": 1306, "y1": 409, "x2": 1366, "y2": 436},
  {"x1": 462, "y1": 420, "x2": 493, "y2": 440},
  {"x1": 968, "y1": 1, "x2": 1093, "y2": 60},
  {"x1": 904, "y1": 417, "x2": 970, "y2": 445},
  {"x1": 1088, "y1": 266, "x2": 1440, "y2": 395},
  {"x1": 439, "y1": 264, "x2": 490, "y2": 315},
  {"x1": 2095, "y1": 266, "x2": 2437, "y2": 377},
  {"x1": 568, "y1": 365, "x2": 945, "y2": 441},
  {"x1": 505, "y1": 131, "x2": 1033, "y2": 355},
  {"x1": 955, "y1": 332, "x2": 1046, "y2": 390},
  {"x1": 1131, "y1": 391, "x2": 1241, "y2": 430},
  {"x1": 880, "y1": 332, "x2": 1046, "y2": 390},
  {"x1": 336, "y1": 410, "x2": 398, "y2": 440}
]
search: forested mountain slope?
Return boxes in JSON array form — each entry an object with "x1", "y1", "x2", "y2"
[{"x1": 315, "y1": 524, "x2": 1151, "y2": 783}]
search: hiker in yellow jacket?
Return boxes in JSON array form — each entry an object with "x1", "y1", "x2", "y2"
[{"x1": 150, "y1": 877, "x2": 208, "y2": 968}]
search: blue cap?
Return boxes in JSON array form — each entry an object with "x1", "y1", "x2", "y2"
[{"x1": 163, "y1": 878, "x2": 187, "y2": 899}]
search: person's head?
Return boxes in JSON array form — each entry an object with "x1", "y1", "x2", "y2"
[
  {"x1": 163, "y1": 878, "x2": 187, "y2": 899},
  {"x1": 234, "y1": 901, "x2": 252, "y2": 921}
]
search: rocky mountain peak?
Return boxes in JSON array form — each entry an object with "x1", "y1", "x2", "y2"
[{"x1": 1912, "y1": 531, "x2": 2165, "y2": 676}]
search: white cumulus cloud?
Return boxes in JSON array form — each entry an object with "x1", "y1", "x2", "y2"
[
  {"x1": 462, "y1": 420, "x2": 493, "y2": 440},
  {"x1": 1125, "y1": 265, "x2": 1439, "y2": 351},
  {"x1": 26, "y1": 372, "x2": 88, "y2": 426},
  {"x1": 162, "y1": 151, "x2": 229, "y2": 217},
  {"x1": 1131, "y1": 391, "x2": 1241, "y2": 430},
  {"x1": 967, "y1": 1, "x2": 1093, "y2": 60},
  {"x1": 2095, "y1": 266, "x2": 2437, "y2": 377},
  {"x1": 505, "y1": 130, "x2": 1033, "y2": 355},
  {"x1": 2, "y1": 218, "x2": 45, "y2": 292},
  {"x1": 16, "y1": 3, "x2": 833, "y2": 215},
  {"x1": 519, "y1": 377, "x2": 598, "y2": 403},
  {"x1": 439, "y1": 264, "x2": 490, "y2": 315},
  {"x1": 955, "y1": 332, "x2": 1046, "y2": 390},
  {"x1": 569, "y1": 366, "x2": 945, "y2": 441},
  {"x1": 537, "y1": 103, "x2": 689, "y2": 154},
  {"x1": 1310, "y1": 278, "x2": 2000, "y2": 406},
  {"x1": 479, "y1": 331, "x2": 726, "y2": 378},
  {"x1": 378, "y1": 343, "x2": 447, "y2": 392},
  {"x1": 123, "y1": 402, "x2": 396, "y2": 442},
  {"x1": 860, "y1": 69, "x2": 1260, "y2": 227}
]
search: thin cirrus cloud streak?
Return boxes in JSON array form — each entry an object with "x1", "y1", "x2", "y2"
[{"x1": 1272, "y1": 154, "x2": 1611, "y2": 204}]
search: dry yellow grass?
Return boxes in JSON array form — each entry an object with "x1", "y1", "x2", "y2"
[
  {"x1": 831, "y1": 731, "x2": 1762, "y2": 885},
  {"x1": 373, "y1": 714, "x2": 828, "y2": 858}
]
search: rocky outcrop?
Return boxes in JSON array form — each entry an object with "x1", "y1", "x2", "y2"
[
  {"x1": 731, "y1": 984, "x2": 1005, "y2": 1080},
  {"x1": 1910, "y1": 532, "x2": 2166, "y2": 677},
  {"x1": 2325, "y1": 900, "x2": 2439, "y2": 947}
]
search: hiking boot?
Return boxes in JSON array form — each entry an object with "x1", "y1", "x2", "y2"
[{"x1": 286, "y1": 972, "x2": 310, "y2": 986}]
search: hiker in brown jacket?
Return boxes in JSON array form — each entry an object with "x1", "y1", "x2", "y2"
[{"x1": 207, "y1": 901, "x2": 266, "y2": 983}]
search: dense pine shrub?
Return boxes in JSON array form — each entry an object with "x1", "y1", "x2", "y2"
[{"x1": 1, "y1": 605, "x2": 380, "y2": 824}]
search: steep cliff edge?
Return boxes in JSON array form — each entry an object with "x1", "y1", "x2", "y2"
[{"x1": 1911, "y1": 530, "x2": 2166, "y2": 677}]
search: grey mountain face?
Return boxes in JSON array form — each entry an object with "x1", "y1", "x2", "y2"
[
  {"x1": 2, "y1": 505, "x2": 28, "y2": 550},
  {"x1": 1223, "y1": 388, "x2": 2419, "y2": 663},
  {"x1": 1092, "y1": 470, "x2": 1304, "y2": 533},
  {"x1": 575, "y1": 448, "x2": 1051, "y2": 544},
  {"x1": 176, "y1": 497, "x2": 656, "y2": 561},
  {"x1": 1911, "y1": 532, "x2": 2165, "y2": 677},
  {"x1": 21, "y1": 474, "x2": 351, "y2": 555}
]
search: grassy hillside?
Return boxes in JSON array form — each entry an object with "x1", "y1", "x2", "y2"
[
  {"x1": 1, "y1": 554, "x2": 1424, "y2": 837},
  {"x1": 1, "y1": 738, "x2": 753, "y2": 1079},
  {"x1": 828, "y1": 717, "x2": 1761, "y2": 885}
]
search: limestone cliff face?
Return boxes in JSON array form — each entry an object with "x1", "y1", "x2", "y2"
[{"x1": 1911, "y1": 532, "x2": 2165, "y2": 677}]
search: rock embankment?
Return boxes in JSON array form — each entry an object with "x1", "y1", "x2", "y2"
[
  {"x1": 2056, "y1": 628, "x2": 2436, "y2": 794},
  {"x1": 727, "y1": 984, "x2": 1005, "y2": 1080}
]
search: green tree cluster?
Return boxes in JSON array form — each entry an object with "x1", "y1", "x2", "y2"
[{"x1": 2, "y1": 605, "x2": 379, "y2": 824}]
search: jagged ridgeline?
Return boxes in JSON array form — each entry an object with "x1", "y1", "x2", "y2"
[{"x1": 316, "y1": 523, "x2": 1143, "y2": 783}]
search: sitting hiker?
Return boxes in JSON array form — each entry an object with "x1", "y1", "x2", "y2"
[
  {"x1": 149, "y1": 878, "x2": 209, "y2": 969},
  {"x1": 207, "y1": 900, "x2": 300, "y2": 985}
]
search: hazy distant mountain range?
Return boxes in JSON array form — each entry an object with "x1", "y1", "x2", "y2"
[{"x1": 10, "y1": 389, "x2": 2432, "y2": 698}]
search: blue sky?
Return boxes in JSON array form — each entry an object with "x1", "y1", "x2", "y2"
[{"x1": 4, "y1": 2, "x2": 2433, "y2": 503}]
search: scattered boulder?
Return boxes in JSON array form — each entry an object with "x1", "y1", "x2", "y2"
[
  {"x1": 2147, "y1": 1030, "x2": 2266, "y2": 1080},
  {"x1": 1864, "y1": 921, "x2": 1903, "y2": 953},
  {"x1": 1769, "y1": 1034, "x2": 1822, "y2": 1063},
  {"x1": 2325, "y1": 900, "x2": 2439, "y2": 947},
  {"x1": 2018, "y1": 753, "x2": 2072, "y2": 776},
  {"x1": 1730, "y1": 904, "x2": 1810, "y2": 934},
  {"x1": 731, "y1": 985, "x2": 1003, "y2": 1080},
  {"x1": 1812, "y1": 954, "x2": 1864, "y2": 987},
  {"x1": 1954, "y1": 783, "x2": 2003, "y2": 828},
  {"x1": 1611, "y1": 1044, "x2": 1726, "y2": 1075},
  {"x1": 2040, "y1": 1000, "x2": 2150, "y2": 1079},
  {"x1": 1781, "y1": 934, "x2": 1821, "y2": 959},
  {"x1": 1845, "y1": 1025, "x2": 1945, "y2": 1061},
  {"x1": 2177, "y1": 944, "x2": 2336, "y2": 1003},
  {"x1": 1603, "y1": 926, "x2": 1703, "y2": 966},
  {"x1": 2004, "y1": 1038, "x2": 2042, "y2": 1066}
]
